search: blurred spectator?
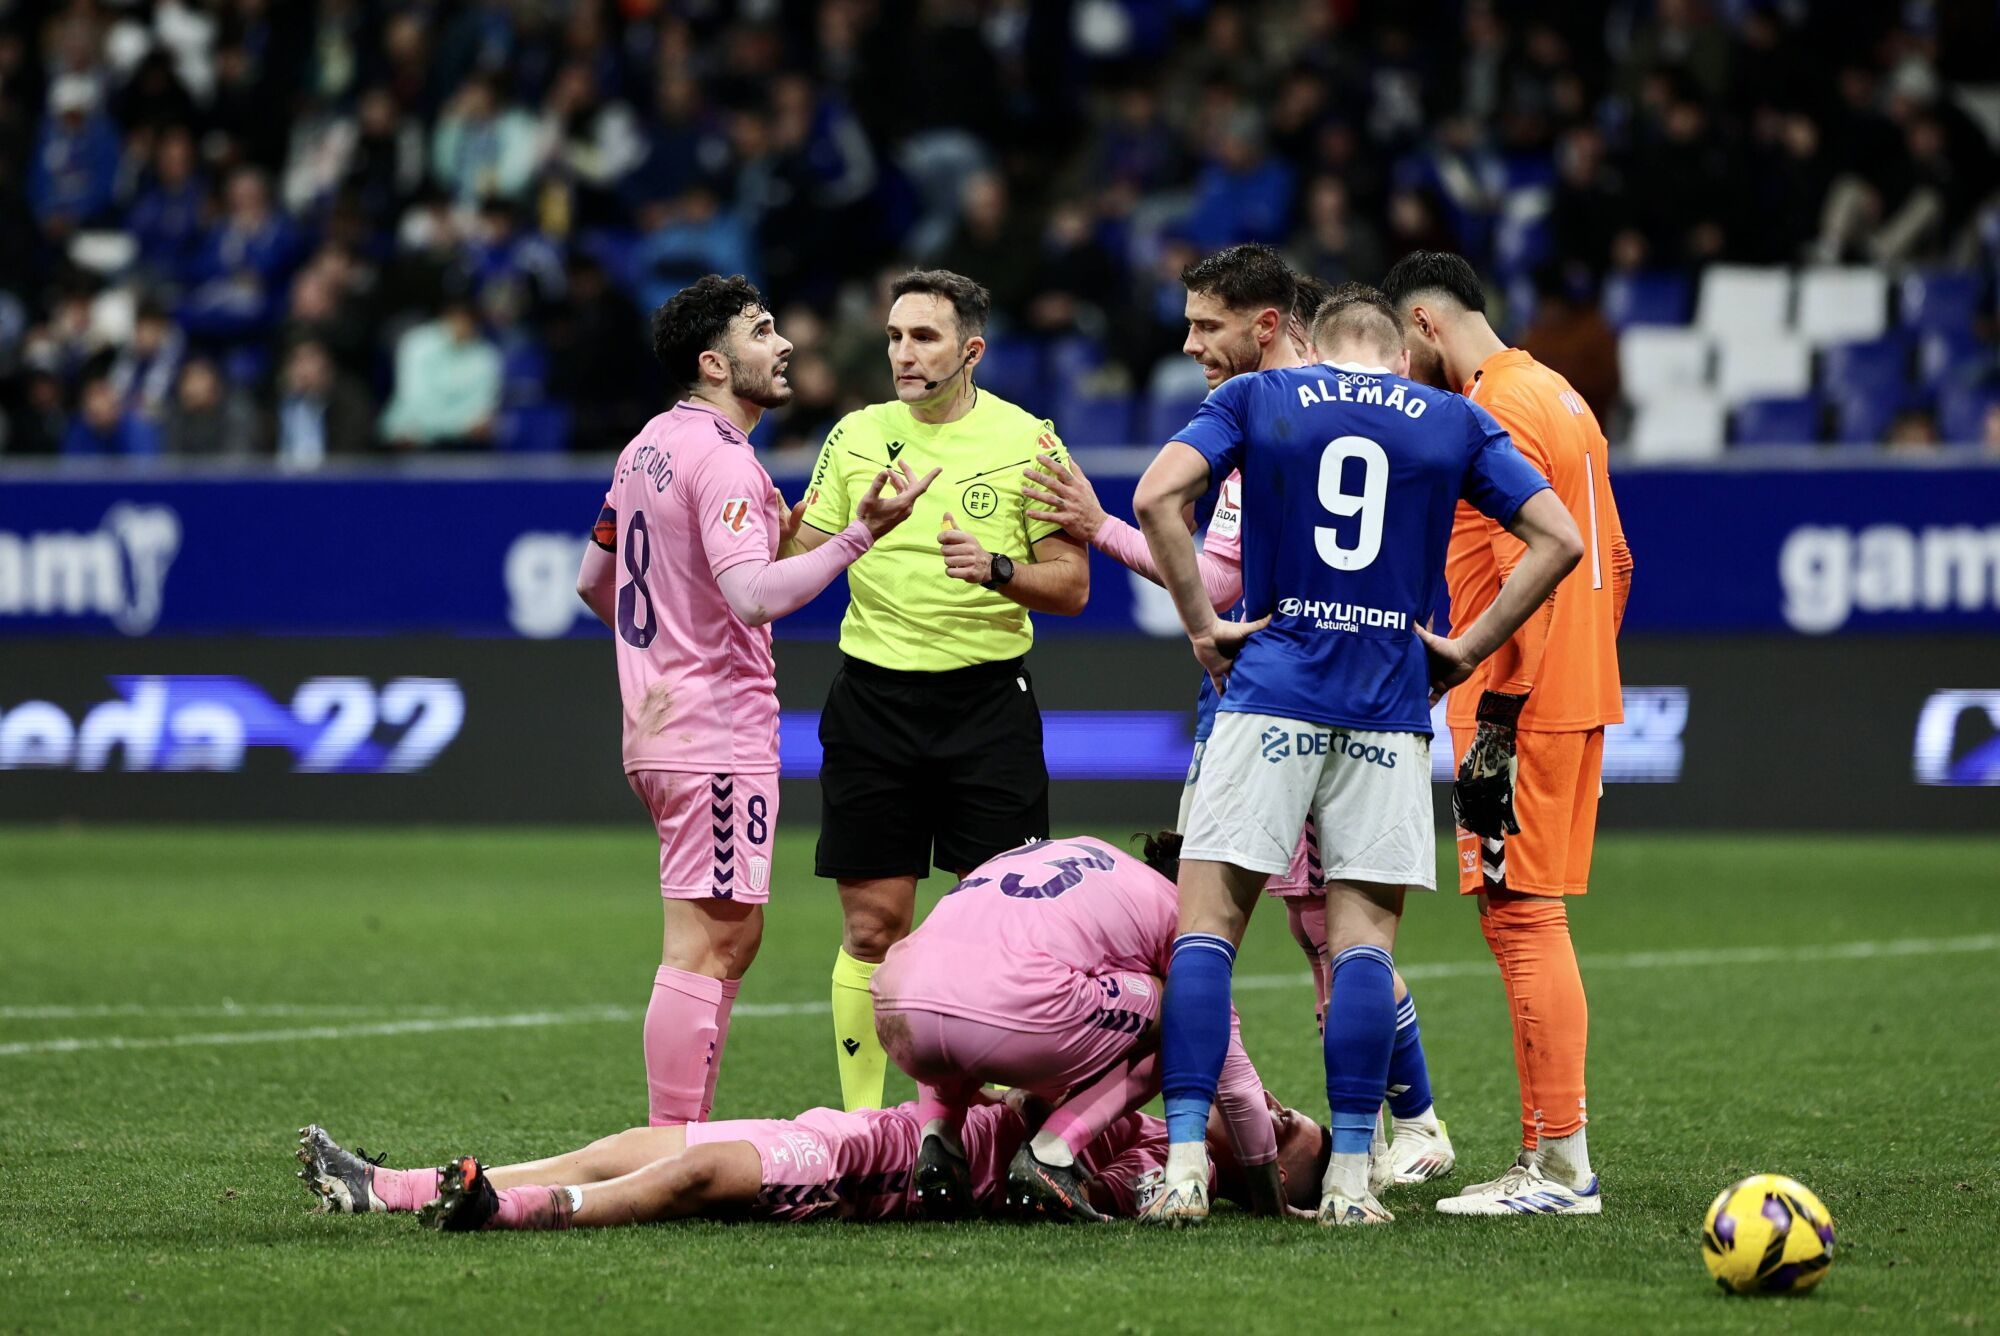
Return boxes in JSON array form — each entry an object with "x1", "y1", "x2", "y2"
[
  {"x1": 634, "y1": 186, "x2": 754, "y2": 317},
  {"x1": 63, "y1": 369, "x2": 163, "y2": 457},
  {"x1": 430, "y1": 74, "x2": 538, "y2": 205},
  {"x1": 115, "y1": 49, "x2": 199, "y2": 137},
  {"x1": 1982, "y1": 403, "x2": 2000, "y2": 457},
  {"x1": 1179, "y1": 106, "x2": 1294, "y2": 249},
  {"x1": 1026, "y1": 198, "x2": 1123, "y2": 336},
  {"x1": 161, "y1": 357, "x2": 260, "y2": 457},
  {"x1": 178, "y1": 166, "x2": 302, "y2": 364},
  {"x1": 379, "y1": 294, "x2": 500, "y2": 450},
  {"x1": 106, "y1": 301, "x2": 184, "y2": 423},
  {"x1": 1519, "y1": 271, "x2": 1622, "y2": 422},
  {"x1": 282, "y1": 254, "x2": 371, "y2": 378},
  {"x1": 342, "y1": 86, "x2": 426, "y2": 232},
  {"x1": 545, "y1": 252, "x2": 650, "y2": 454},
  {"x1": 1547, "y1": 126, "x2": 1625, "y2": 278},
  {"x1": 936, "y1": 171, "x2": 1036, "y2": 324},
  {"x1": 128, "y1": 124, "x2": 207, "y2": 283},
  {"x1": 1289, "y1": 176, "x2": 1386, "y2": 290},
  {"x1": 626, "y1": 70, "x2": 729, "y2": 208},
  {"x1": 274, "y1": 338, "x2": 373, "y2": 467},
  {"x1": 28, "y1": 76, "x2": 121, "y2": 238},
  {"x1": 465, "y1": 199, "x2": 565, "y2": 311},
  {"x1": 536, "y1": 61, "x2": 645, "y2": 230},
  {"x1": 1885, "y1": 408, "x2": 1941, "y2": 454},
  {"x1": 1816, "y1": 65, "x2": 1999, "y2": 263},
  {"x1": 1, "y1": 369, "x2": 67, "y2": 456}
]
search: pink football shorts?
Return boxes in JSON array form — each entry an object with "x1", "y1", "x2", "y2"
[{"x1": 627, "y1": 769, "x2": 778, "y2": 903}]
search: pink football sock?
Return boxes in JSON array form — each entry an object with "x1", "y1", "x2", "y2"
[
  {"x1": 493, "y1": 1185, "x2": 573, "y2": 1231},
  {"x1": 1044, "y1": 1050, "x2": 1161, "y2": 1158},
  {"x1": 1288, "y1": 899, "x2": 1331, "y2": 1032},
  {"x1": 698, "y1": 978, "x2": 742, "y2": 1121},
  {"x1": 646, "y1": 966, "x2": 723, "y2": 1126},
  {"x1": 372, "y1": 1166, "x2": 442, "y2": 1213}
]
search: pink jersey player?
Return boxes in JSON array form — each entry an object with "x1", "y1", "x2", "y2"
[
  {"x1": 297, "y1": 1091, "x2": 1330, "y2": 1228},
  {"x1": 575, "y1": 278, "x2": 934, "y2": 1130},
  {"x1": 869, "y1": 835, "x2": 1281, "y2": 1219}
]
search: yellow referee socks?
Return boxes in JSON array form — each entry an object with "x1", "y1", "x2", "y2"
[{"x1": 831, "y1": 948, "x2": 888, "y2": 1111}]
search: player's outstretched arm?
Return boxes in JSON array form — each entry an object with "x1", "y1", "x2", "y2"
[
  {"x1": 1415, "y1": 489, "x2": 1582, "y2": 701},
  {"x1": 1025, "y1": 453, "x2": 1243, "y2": 613},
  {"x1": 1135, "y1": 443, "x2": 1267, "y2": 691},
  {"x1": 719, "y1": 464, "x2": 939, "y2": 626}
]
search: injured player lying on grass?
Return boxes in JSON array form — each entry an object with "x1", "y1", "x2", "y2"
[{"x1": 295, "y1": 1089, "x2": 1328, "y2": 1229}]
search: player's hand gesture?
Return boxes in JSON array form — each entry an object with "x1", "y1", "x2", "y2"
[
  {"x1": 1193, "y1": 615, "x2": 1269, "y2": 694},
  {"x1": 938, "y1": 513, "x2": 995, "y2": 584},
  {"x1": 856, "y1": 462, "x2": 940, "y2": 539},
  {"x1": 1414, "y1": 624, "x2": 1479, "y2": 704},
  {"x1": 772, "y1": 486, "x2": 807, "y2": 550},
  {"x1": 1022, "y1": 452, "x2": 1107, "y2": 542}
]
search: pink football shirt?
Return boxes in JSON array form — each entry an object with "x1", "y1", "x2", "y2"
[
  {"x1": 878, "y1": 837, "x2": 1176, "y2": 1029},
  {"x1": 599, "y1": 401, "x2": 782, "y2": 774},
  {"x1": 1203, "y1": 469, "x2": 1244, "y2": 565}
]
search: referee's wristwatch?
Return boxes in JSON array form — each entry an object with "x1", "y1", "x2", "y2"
[{"x1": 981, "y1": 553, "x2": 1016, "y2": 590}]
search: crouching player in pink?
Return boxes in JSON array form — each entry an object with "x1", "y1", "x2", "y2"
[
  {"x1": 869, "y1": 832, "x2": 1283, "y2": 1222},
  {"x1": 575, "y1": 275, "x2": 936, "y2": 1127},
  {"x1": 293, "y1": 1091, "x2": 1328, "y2": 1228}
]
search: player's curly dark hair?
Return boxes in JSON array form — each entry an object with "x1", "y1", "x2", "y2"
[
  {"x1": 1181, "y1": 243, "x2": 1297, "y2": 318},
  {"x1": 650, "y1": 274, "x2": 766, "y2": 395},
  {"x1": 1137, "y1": 829, "x2": 1183, "y2": 883},
  {"x1": 1381, "y1": 250, "x2": 1488, "y2": 314},
  {"x1": 889, "y1": 268, "x2": 991, "y2": 339}
]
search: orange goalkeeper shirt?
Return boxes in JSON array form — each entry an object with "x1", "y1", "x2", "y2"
[{"x1": 1445, "y1": 348, "x2": 1631, "y2": 733}]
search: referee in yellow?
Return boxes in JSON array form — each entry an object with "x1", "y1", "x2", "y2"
[{"x1": 792, "y1": 269, "x2": 1089, "y2": 1109}]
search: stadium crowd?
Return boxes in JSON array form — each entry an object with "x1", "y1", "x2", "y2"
[{"x1": 2, "y1": 0, "x2": 1997, "y2": 463}]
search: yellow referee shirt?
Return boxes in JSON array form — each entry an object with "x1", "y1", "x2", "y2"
[{"x1": 802, "y1": 390, "x2": 1070, "y2": 672}]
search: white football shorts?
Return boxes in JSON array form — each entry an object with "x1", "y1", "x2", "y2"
[{"x1": 1180, "y1": 710, "x2": 1435, "y2": 890}]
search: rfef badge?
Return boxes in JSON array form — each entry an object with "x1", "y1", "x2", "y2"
[{"x1": 961, "y1": 482, "x2": 1000, "y2": 518}]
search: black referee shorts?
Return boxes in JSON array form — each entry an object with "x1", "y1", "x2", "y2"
[{"x1": 815, "y1": 654, "x2": 1050, "y2": 881}]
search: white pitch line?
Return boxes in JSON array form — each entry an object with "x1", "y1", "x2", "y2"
[
  {"x1": 0, "y1": 1002, "x2": 459, "y2": 1021},
  {"x1": 2, "y1": 932, "x2": 1994, "y2": 1059}
]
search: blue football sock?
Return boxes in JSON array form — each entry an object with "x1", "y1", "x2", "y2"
[
  {"x1": 1324, "y1": 944, "x2": 1397, "y2": 1154},
  {"x1": 1161, "y1": 932, "x2": 1236, "y2": 1145},
  {"x1": 1386, "y1": 987, "x2": 1435, "y2": 1120}
]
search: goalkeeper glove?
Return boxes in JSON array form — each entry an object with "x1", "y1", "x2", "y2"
[{"x1": 1453, "y1": 690, "x2": 1528, "y2": 839}]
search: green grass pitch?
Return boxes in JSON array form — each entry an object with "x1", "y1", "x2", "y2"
[{"x1": 1, "y1": 827, "x2": 1996, "y2": 1333}]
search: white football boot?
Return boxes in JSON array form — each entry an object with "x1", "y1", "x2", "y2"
[
  {"x1": 1318, "y1": 1189, "x2": 1394, "y2": 1226},
  {"x1": 1136, "y1": 1175, "x2": 1210, "y2": 1226},
  {"x1": 1386, "y1": 1114, "x2": 1456, "y2": 1185},
  {"x1": 1434, "y1": 1152, "x2": 1601, "y2": 1217}
]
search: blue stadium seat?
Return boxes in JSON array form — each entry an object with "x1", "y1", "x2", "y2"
[
  {"x1": 1602, "y1": 270, "x2": 1693, "y2": 330},
  {"x1": 977, "y1": 335, "x2": 1046, "y2": 414},
  {"x1": 1818, "y1": 334, "x2": 1912, "y2": 400},
  {"x1": 496, "y1": 402, "x2": 572, "y2": 453},
  {"x1": 1936, "y1": 379, "x2": 2000, "y2": 443},
  {"x1": 1899, "y1": 269, "x2": 1984, "y2": 335},
  {"x1": 1054, "y1": 392, "x2": 1134, "y2": 448},
  {"x1": 1145, "y1": 395, "x2": 1207, "y2": 447},
  {"x1": 1825, "y1": 384, "x2": 1922, "y2": 444},
  {"x1": 1731, "y1": 395, "x2": 1821, "y2": 446},
  {"x1": 1920, "y1": 328, "x2": 1991, "y2": 385}
]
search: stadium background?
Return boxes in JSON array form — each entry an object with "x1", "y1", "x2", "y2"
[{"x1": 2, "y1": 1, "x2": 1998, "y2": 1331}]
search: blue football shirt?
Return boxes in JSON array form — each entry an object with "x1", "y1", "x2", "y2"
[{"x1": 1173, "y1": 363, "x2": 1550, "y2": 735}]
